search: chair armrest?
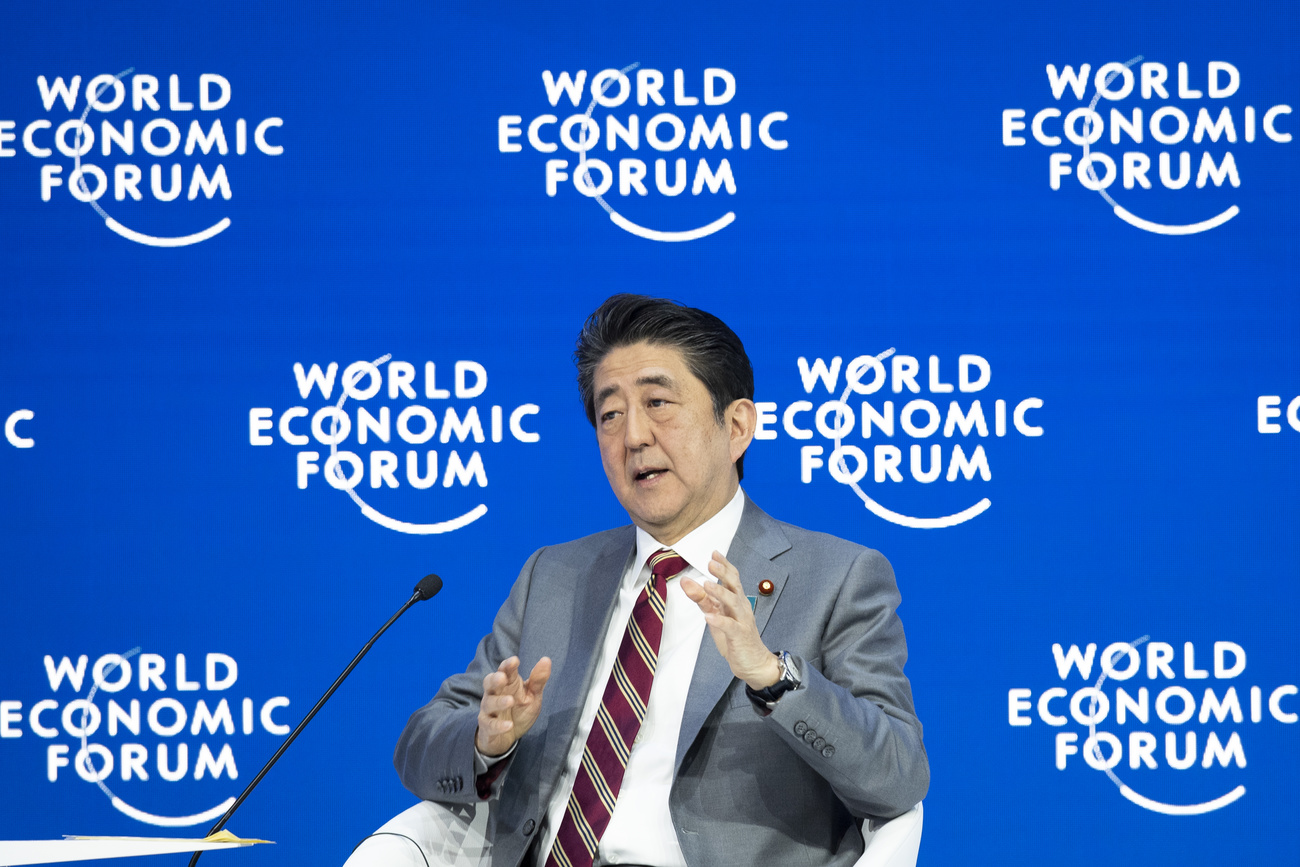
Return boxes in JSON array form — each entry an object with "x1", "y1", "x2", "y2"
[
  {"x1": 343, "y1": 801, "x2": 492, "y2": 867},
  {"x1": 854, "y1": 801, "x2": 924, "y2": 867}
]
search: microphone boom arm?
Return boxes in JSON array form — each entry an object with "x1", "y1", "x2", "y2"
[{"x1": 187, "y1": 574, "x2": 442, "y2": 867}]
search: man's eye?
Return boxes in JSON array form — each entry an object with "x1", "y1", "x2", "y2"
[
  {"x1": 648, "y1": 398, "x2": 668, "y2": 408},
  {"x1": 601, "y1": 410, "x2": 621, "y2": 422}
]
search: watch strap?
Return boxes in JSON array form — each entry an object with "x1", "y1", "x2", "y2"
[{"x1": 746, "y1": 651, "x2": 800, "y2": 711}]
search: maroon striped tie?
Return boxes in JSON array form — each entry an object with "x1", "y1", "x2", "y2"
[{"x1": 544, "y1": 548, "x2": 686, "y2": 867}]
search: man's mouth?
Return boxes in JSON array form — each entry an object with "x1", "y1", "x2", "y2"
[{"x1": 634, "y1": 468, "x2": 667, "y2": 482}]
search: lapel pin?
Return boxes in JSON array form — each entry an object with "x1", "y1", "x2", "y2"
[{"x1": 758, "y1": 579, "x2": 775, "y2": 597}]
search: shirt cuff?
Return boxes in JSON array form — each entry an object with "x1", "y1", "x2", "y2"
[
  {"x1": 473, "y1": 741, "x2": 517, "y2": 774},
  {"x1": 474, "y1": 742, "x2": 516, "y2": 799}
]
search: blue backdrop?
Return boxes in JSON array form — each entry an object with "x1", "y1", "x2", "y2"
[{"x1": 1, "y1": 2, "x2": 1296, "y2": 864}]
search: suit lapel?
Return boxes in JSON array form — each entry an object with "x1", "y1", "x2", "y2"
[{"x1": 674, "y1": 497, "x2": 791, "y2": 774}]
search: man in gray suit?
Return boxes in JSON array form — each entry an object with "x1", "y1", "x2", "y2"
[{"x1": 395, "y1": 295, "x2": 928, "y2": 866}]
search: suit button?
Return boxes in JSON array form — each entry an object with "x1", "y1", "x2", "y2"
[
  {"x1": 803, "y1": 729, "x2": 818, "y2": 743},
  {"x1": 822, "y1": 745, "x2": 835, "y2": 758},
  {"x1": 793, "y1": 721, "x2": 808, "y2": 736},
  {"x1": 813, "y1": 737, "x2": 826, "y2": 750},
  {"x1": 523, "y1": 819, "x2": 536, "y2": 836}
]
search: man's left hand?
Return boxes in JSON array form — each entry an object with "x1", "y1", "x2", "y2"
[{"x1": 680, "y1": 552, "x2": 781, "y2": 690}]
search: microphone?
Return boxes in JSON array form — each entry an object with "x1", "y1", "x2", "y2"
[
  {"x1": 414, "y1": 573, "x2": 444, "y2": 601},
  {"x1": 187, "y1": 574, "x2": 444, "y2": 866}
]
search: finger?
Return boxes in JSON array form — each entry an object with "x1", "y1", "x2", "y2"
[
  {"x1": 682, "y1": 578, "x2": 721, "y2": 616},
  {"x1": 703, "y1": 611, "x2": 734, "y2": 632},
  {"x1": 679, "y1": 576, "x2": 709, "y2": 604},
  {"x1": 723, "y1": 570, "x2": 744, "y2": 596},
  {"x1": 703, "y1": 602, "x2": 746, "y2": 630},
  {"x1": 709, "y1": 552, "x2": 744, "y2": 593},
  {"x1": 480, "y1": 695, "x2": 513, "y2": 718},
  {"x1": 475, "y1": 714, "x2": 512, "y2": 745},
  {"x1": 525, "y1": 657, "x2": 553, "y2": 697},
  {"x1": 482, "y1": 670, "x2": 508, "y2": 695},
  {"x1": 701, "y1": 579, "x2": 743, "y2": 618},
  {"x1": 499, "y1": 657, "x2": 524, "y2": 691},
  {"x1": 481, "y1": 716, "x2": 513, "y2": 735},
  {"x1": 699, "y1": 581, "x2": 733, "y2": 615},
  {"x1": 709, "y1": 551, "x2": 741, "y2": 587},
  {"x1": 485, "y1": 657, "x2": 524, "y2": 696}
]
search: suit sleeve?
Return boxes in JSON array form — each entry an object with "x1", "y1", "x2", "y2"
[
  {"x1": 763, "y1": 547, "x2": 929, "y2": 819},
  {"x1": 393, "y1": 547, "x2": 542, "y2": 803}
]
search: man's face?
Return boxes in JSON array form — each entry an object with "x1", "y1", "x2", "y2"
[{"x1": 592, "y1": 341, "x2": 752, "y2": 545}]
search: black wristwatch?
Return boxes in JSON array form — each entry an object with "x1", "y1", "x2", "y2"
[{"x1": 746, "y1": 650, "x2": 801, "y2": 713}]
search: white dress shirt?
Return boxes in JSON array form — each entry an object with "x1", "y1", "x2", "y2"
[{"x1": 533, "y1": 486, "x2": 747, "y2": 867}]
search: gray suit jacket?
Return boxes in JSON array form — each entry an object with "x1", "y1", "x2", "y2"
[{"x1": 394, "y1": 497, "x2": 928, "y2": 867}]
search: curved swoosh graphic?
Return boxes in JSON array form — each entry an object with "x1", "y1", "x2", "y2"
[
  {"x1": 1078, "y1": 58, "x2": 1239, "y2": 238},
  {"x1": 111, "y1": 796, "x2": 236, "y2": 827},
  {"x1": 1119, "y1": 784, "x2": 1246, "y2": 816},
  {"x1": 831, "y1": 348, "x2": 991, "y2": 529},
  {"x1": 608, "y1": 210, "x2": 735, "y2": 243},
  {"x1": 848, "y1": 488, "x2": 992, "y2": 529},
  {"x1": 354, "y1": 500, "x2": 488, "y2": 535},
  {"x1": 105, "y1": 217, "x2": 232, "y2": 247},
  {"x1": 1112, "y1": 205, "x2": 1239, "y2": 236},
  {"x1": 577, "y1": 64, "x2": 735, "y2": 244},
  {"x1": 326, "y1": 354, "x2": 490, "y2": 536},
  {"x1": 1086, "y1": 638, "x2": 1247, "y2": 817}
]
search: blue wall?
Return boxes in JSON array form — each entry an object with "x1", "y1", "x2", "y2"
[{"x1": 1, "y1": 3, "x2": 1296, "y2": 864}]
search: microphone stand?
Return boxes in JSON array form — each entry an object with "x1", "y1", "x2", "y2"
[{"x1": 187, "y1": 575, "x2": 443, "y2": 867}]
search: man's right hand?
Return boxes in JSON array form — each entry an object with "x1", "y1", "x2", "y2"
[{"x1": 475, "y1": 655, "x2": 552, "y2": 758}]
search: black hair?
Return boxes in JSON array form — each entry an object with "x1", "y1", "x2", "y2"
[{"x1": 575, "y1": 294, "x2": 754, "y2": 480}]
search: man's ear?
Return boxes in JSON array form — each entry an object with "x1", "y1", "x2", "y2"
[{"x1": 726, "y1": 399, "x2": 757, "y2": 464}]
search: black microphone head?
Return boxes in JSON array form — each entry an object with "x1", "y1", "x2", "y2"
[{"x1": 414, "y1": 573, "x2": 443, "y2": 601}]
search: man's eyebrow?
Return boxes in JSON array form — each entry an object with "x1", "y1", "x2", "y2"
[
  {"x1": 636, "y1": 374, "x2": 675, "y2": 389},
  {"x1": 595, "y1": 374, "x2": 677, "y2": 409},
  {"x1": 595, "y1": 384, "x2": 620, "y2": 408}
]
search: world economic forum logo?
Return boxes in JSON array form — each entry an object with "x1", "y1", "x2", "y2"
[
  {"x1": 1002, "y1": 58, "x2": 1292, "y2": 235},
  {"x1": 1007, "y1": 637, "x2": 1297, "y2": 815},
  {"x1": 248, "y1": 354, "x2": 542, "y2": 535},
  {"x1": 0, "y1": 650, "x2": 290, "y2": 827},
  {"x1": 0, "y1": 69, "x2": 283, "y2": 246},
  {"x1": 497, "y1": 64, "x2": 788, "y2": 241},
  {"x1": 754, "y1": 349, "x2": 1043, "y2": 529}
]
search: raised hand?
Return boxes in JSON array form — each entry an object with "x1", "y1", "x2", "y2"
[
  {"x1": 680, "y1": 552, "x2": 781, "y2": 690},
  {"x1": 475, "y1": 655, "x2": 552, "y2": 757}
]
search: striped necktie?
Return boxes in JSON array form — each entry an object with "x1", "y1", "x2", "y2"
[{"x1": 544, "y1": 548, "x2": 687, "y2": 867}]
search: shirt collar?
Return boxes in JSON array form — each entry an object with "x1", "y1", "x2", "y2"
[{"x1": 633, "y1": 486, "x2": 746, "y2": 583}]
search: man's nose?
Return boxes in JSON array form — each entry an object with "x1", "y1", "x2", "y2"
[{"x1": 624, "y1": 406, "x2": 654, "y2": 448}]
